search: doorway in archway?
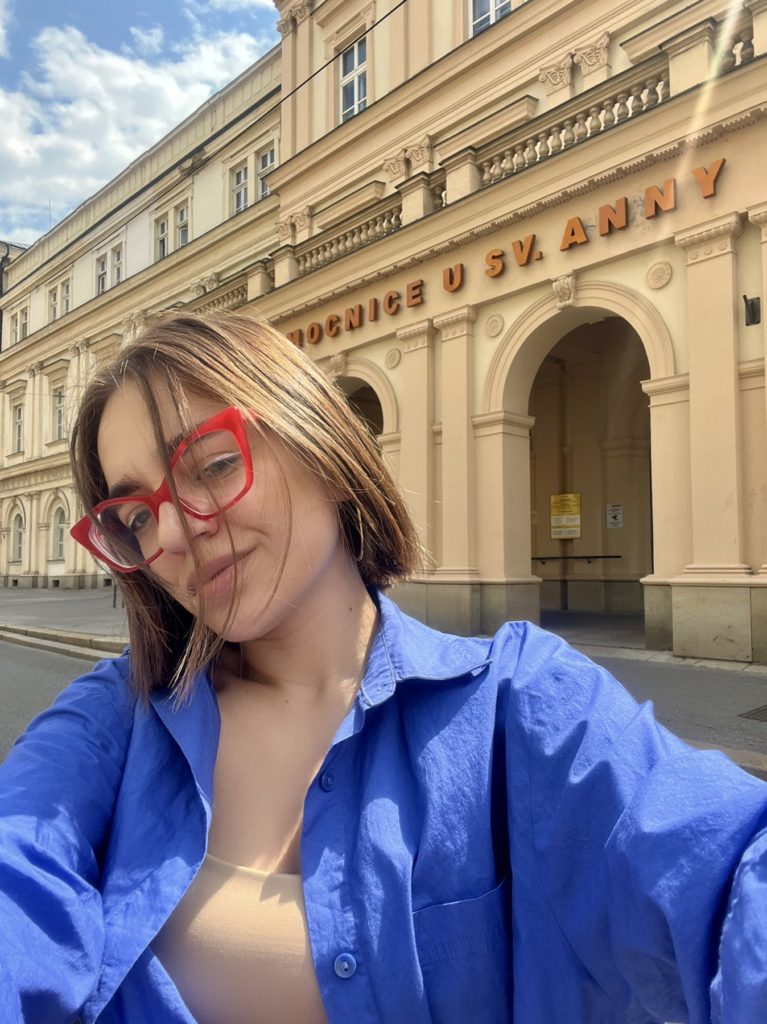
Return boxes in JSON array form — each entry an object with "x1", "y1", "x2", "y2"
[
  {"x1": 335, "y1": 376, "x2": 384, "y2": 437},
  {"x1": 529, "y1": 316, "x2": 651, "y2": 648}
]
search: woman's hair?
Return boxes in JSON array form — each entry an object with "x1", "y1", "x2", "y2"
[{"x1": 69, "y1": 310, "x2": 421, "y2": 708}]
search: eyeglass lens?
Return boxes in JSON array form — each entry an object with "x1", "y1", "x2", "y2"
[{"x1": 93, "y1": 429, "x2": 248, "y2": 568}]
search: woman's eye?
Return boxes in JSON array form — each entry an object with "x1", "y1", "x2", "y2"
[
  {"x1": 125, "y1": 508, "x2": 151, "y2": 534},
  {"x1": 201, "y1": 453, "x2": 241, "y2": 478}
]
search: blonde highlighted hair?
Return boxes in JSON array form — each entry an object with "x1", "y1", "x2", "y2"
[{"x1": 69, "y1": 310, "x2": 420, "y2": 708}]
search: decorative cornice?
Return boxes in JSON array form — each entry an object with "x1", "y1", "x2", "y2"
[
  {"x1": 433, "y1": 306, "x2": 477, "y2": 339},
  {"x1": 396, "y1": 318, "x2": 433, "y2": 348},
  {"x1": 675, "y1": 213, "x2": 744, "y2": 263},
  {"x1": 472, "y1": 411, "x2": 535, "y2": 437},
  {"x1": 538, "y1": 55, "x2": 573, "y2": 94},
  {"x1": 640, "y1": 373, "x2": 690, "y2": 399}
]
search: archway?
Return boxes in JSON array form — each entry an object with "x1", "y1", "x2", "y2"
[
  {"x1": 337, "y1": 376, "x2": 385, "y2": 437},
  {"x1": 529, "y1": 317, "x2": 652, "y2": 646},
  {"x1": 480, "y1": 281, "x2": 674, "y2": 643}
]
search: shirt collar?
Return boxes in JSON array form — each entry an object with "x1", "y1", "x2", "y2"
[{"x1": 359, "y1": 589, "x2": 491, "y2": 708}]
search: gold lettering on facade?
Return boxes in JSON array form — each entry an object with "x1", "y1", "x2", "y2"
[
  {"x1": 692, "y1": 158, "x2": 726, "y2": 199},
  {"x1": 287, "y1": 329, "x2": 304, "y2": 346},
  {"x1": 383, "y1": 290, "x2": 401, "y2": 315},
  {"x1": 306, "y1": 322, "x2": 323, "y2": 345},
  {"x1": 485, "y1": 248, "x2": 504, "y2": 278},
  {"x1": 443, "y1": 263, "x2": 464, "y2": 292},
  {"x1": 560, "y1": 217, "x2": 589, "y2": 251},
  {"x1": 407, "y1": 279, "x2": 425, "y2": 307},
  {"x1": 325, "y1": 314, "x2": 341, "y2": 338},
  {"x1": 644, "y1": 179, "x2": 677, "y2": 219},
  {"x1": 344, "y1": 305, "x2": 363, "y2": 331},
  {"x1": 598, "y1": 197, "x2": 629, "y2": 236},
  {"x1": 368, "y1": 297, "x2": 379, "y2": 322},
  {"x1": 511, "y1": 234, "x2": 537, "y2": 266}
]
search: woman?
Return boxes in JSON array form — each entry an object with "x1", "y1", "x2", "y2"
[{"x1": 0, "y1": 310, "x2": 764, "y2": 1024}]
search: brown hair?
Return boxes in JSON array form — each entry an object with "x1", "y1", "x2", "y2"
[{"x1": 69, "y1": 310, "x2": 421, "y2": 709}]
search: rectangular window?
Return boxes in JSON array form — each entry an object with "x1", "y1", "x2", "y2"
[
  {"x1": 176, "y1": 204, "x2": 189, "y2": 247},
  {"x1": 232, "y1": 163, "x2": 249, "y2": 214},
  {"x1": 156, "y1": 216, "x2": 169, "y2": 260},
  {"x1": 61, "y1": 279, "x2": 71, "y2": 314},
  {"x1": 258, "y1": 146, "x2": 275, "y2": 199},
  {"x1": 111, "y1": 244, "x2": 123, "y2": 285},
  {"x1": 53, "y1": 387, "x2": 65, "y2": 441},
  {"x1": 48, "y1": 287, "x2": 58, "y2": 323},
  {"x1": 19, "y1": 307, "x2": 28, "y2": 340},
  {"x1": 471, "y1": 0, "x2": 512, "y2": 35},
  {"x1": 96, "y1": 255, "x2": 107, "y2": 295},
  {"x1": 12, "y1": 403, "x2": 23, "y2": 453},
  {"x1": 10, "y1": 313, "x2": 18, "y2": 345},
  {"x1": 340, "y1": 37, "x2": 367, "y2": 123}
]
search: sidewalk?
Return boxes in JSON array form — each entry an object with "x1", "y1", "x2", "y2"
[{"x1": 1, "y1": 590, "x2": 765, "y2": 777}]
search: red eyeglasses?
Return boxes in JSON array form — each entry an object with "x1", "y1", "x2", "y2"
[{"x1": 70, "y1": 406, "x2": 255, "y2": 572}]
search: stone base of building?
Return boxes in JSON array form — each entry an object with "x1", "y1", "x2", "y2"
[
  {"x1": 0, "y1": 573, "x2": 110, "y2": 590},
  {"x1": 391, "y1": 579, "x2": 540, "y2": 636},
  {"x1": 645, "y1": 579, "x2": 767, "y2": 663},
  {"x1": 540, "y1": 579, "x2": 644, "y2": 614}
]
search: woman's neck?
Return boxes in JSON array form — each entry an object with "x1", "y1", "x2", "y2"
[{"x1": 223, "y1": 557, "x2": 379, "y2": 705}]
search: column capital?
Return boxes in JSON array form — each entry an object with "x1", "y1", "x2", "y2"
[
  {"x1": 472, "y1": 411, "x2": 535, "y2": 438},
  {"x1": 748, "y1": 202, "x2": 767, "y2": 239},
  {"x1": 433, "y1": 306, "x2": 477, "y2": 340},
  {"x1": 675, "y1": 213, "x2": 743, "y2": 264},
  {"x1": 397, "y1": 318, "x2": 433, "y2": 351}
]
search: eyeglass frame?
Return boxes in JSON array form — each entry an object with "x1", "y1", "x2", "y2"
[{"x1": 70, "y1": 406, "x2": 255, "y2": 573}]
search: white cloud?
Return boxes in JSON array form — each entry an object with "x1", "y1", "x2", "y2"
[
  {"x1": 128, "y1": 25, "x2": 164, "y2": 57},
  {"x1": 208, "y1": 0, "x2": 275, "y2": 9},
  {"x1": 0, "y1": 22, "x2": 275, "y2": 242},
  {"x1": 0, "y1": 0, "x2": 12, "y2": 59}
]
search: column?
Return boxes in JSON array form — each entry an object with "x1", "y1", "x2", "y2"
[
  {"x1": 673, "y1": 214, "x2": 751, "y2": 660},
  {"x1": 293, "y1": 4, "x2": 313, "y2": 151},
  {"x1": 432, "y1": 307, "x2": 479, "y2": 634},
  {"x1": 277, "y1": 14, "x2": 296, "y2": 158}
]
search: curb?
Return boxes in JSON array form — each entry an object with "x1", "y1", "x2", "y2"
[{"x1": 0, "y1": 623, "x2": 126, "y2": 662}]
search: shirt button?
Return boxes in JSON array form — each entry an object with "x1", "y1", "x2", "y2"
[
  {"x1": 333, "y1": 953, "x2": 357, "y2": 979},
  {"x1": 319, "y1": 769, "x2": 335, "y2": 791}
]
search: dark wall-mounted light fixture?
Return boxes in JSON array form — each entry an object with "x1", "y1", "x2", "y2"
[{"x1": 743, "y1": 295, "x2": 761, "y2": 326}]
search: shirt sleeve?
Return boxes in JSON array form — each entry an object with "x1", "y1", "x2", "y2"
[
  {"x1": 0, "y1": 654, "x2": 135, "y2": 1022},
  {"x1": 507, "y1": 623, "x2": 767, "y2": 1024}
]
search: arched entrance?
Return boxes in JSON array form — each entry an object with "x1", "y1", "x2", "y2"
[
  {"x1": 529, "y1": 317, "x2": 651, "y2": 645},
  {"x1": 479, "y1": 281, "x2": 675, "y2": 642},
  {"x1": 337, "y1": 376, "x2": 384, "y2": 436}
]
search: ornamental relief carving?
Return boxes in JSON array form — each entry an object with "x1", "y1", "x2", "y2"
[
  {"x1": 538, "y1": 55, "x2": 573, "y2": 94},
  {"x1": 485, "y1": 314, "x2": 505, "y2": 338},
  {"x1": 405, "y1": 137, "x2": 433, "y2": 173},
  {"x1": 383, "y1": 151, "x2": 408, "y2": 182},
  {"x1": 646, "y1": 261, "x2": 673, "y2": 290},
  {"x1": 573, "y1": 34, "x2": 610, "y2": 74},
  {"x1": 552, "y1": 273, "x2": 577, "y2": 309}
]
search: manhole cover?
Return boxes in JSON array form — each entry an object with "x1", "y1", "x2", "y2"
[{"x1": 739, "y1": 704, "x2": 767, "y2": 722}]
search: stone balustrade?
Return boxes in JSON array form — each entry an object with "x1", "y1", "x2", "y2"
[
  {"x1": 478, "y1": 58, "x2": 670, "y2": 188},
  {"x1": 721, "y1": 19, "x2": 755, "y2": 71},
  {"x1": 296, "y1": 200, "x2": 403, "y2": 276}
]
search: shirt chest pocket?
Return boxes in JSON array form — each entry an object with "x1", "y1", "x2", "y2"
[{"x1": 413, "y1": 874, "x2": 512, "y2": 1024}]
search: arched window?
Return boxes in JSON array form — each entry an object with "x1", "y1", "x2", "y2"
[
  {"x1": 11, "y1": 513, "x2": 24, "y2": 563},
  {"x1": 53, "y1": 507, "x2": 66, "y2": 560}
]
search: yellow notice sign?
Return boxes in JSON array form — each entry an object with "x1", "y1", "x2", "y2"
[{"x1": 550, "y1": 492, "x2": 581, "y2": 539}]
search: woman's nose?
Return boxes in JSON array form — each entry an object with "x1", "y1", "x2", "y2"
[{"x1": 156, "y1": 500, "x2": 218, "y2": 552}]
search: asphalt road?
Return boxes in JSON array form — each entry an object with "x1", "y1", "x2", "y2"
[{"x1": 0, "y1": 641, "x2": 96, "y2": 760}]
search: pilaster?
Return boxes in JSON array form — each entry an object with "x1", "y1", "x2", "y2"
[
  {"x1": 396, "y1": 319, "x2": 435, "y2": 555},
  {"x1": 747, "y1": 202, "x2": 767, "y2": 575},
  {"x1": 674, "y1": 214, "x2": 748, "y2": 578},
  {"x1": 433, "y1": 306, "x2": 478, "y2": 578}
]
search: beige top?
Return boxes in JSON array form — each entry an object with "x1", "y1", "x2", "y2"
[{"x1": 152, "y1": 852, "x2": 328, "y2": 1024}]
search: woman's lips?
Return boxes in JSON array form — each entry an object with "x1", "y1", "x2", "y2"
[{"x1": 187, "y1": 555, "x2": 244, "y2": 597}]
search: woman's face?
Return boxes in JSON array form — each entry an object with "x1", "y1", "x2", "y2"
[{"x1": 96, "y1": 379, "x2": 348, "y2": 642}]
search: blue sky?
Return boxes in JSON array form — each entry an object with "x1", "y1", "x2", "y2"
[{"x1": 0, "y1": 0, "x2": 279, "y2": 245}]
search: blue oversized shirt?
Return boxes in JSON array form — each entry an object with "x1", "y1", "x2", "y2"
[{"x1": 0, "y1": 592, "x2": 765, "y2": 1022}]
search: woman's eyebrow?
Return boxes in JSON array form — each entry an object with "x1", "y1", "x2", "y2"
[
  {"x1": 107, "y1": 478, "x2": 145, "y2": 501},
  {"x1": 165, "y1": 420, "x2": 207, "y2": 456}
]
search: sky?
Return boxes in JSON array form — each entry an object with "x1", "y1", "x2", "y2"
[{"x1": 0, "y1": 0, "x2": 279, "y2": 246}]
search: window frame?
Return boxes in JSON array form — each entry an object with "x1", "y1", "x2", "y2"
[
  {"x1": 231, "y1": 162, "x2": 249, "y2": 215},
  {"x1": 258, "y1": 145, "x2": 276, "y2": 199},
  {"x1": 61, "y1": 278, "x2": 71, "y2": 315},
  {"x1": 111, "y1": 243, "x2": 124, "y2": 285},
  {"x1": 11, "y1": 512, "x2": 24, "y2": 563},
  {"x1": 52, "y1": 386, "x2": 66, "y2": 442},
  {"x1": 470, "y1": 0, "x2": 512, "y2": 36},
  {"x1": 175, "y1": 202, "x2": 189, "y2": 248},
  {"x1": 12, "y1": 402, "x2": 23, "y2": 454},
  {"x1": 339, "y1": 36, "x2": 368, "y2": 123},
  {"x1": 48, "y1": 286, "x2": 58, "y2": 323},
  {"x1": 52, "y1": 507, "x2": 67, "y2": 561},
  {"x1": 156, "y1": 216, "x2": 169, "y2": 260},
  {"x1": 96, "y1": 254, "x2": 108, "y2": 295}
]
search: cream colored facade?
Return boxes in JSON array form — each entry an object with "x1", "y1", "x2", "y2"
[{"x1": 1, "y1": 0, "x2": 767, "y2": 663}]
